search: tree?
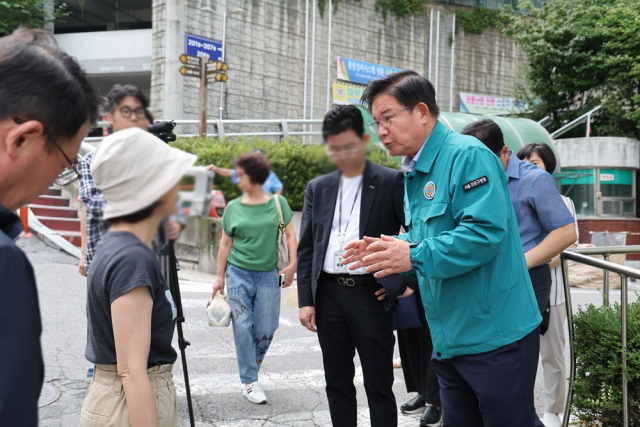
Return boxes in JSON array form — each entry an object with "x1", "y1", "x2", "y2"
[
  {"x1": 0, "y1": 0, "x2": 68, "y2": 37},
  {"x1": 504, "y1": 0, "x2": 640, "y2": 139}
]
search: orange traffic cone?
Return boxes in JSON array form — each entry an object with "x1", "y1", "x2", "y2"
[{"x1": 19, "y1": 207, "x2": 33, "y2": 238}]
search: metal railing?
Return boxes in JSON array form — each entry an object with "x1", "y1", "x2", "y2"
[
  {"x1": 549, "y1": 105, "x2": 602, "y2": 139},
  {"x1": 560, "y1": 246, "x2": 640, "y2": 427},
  {"x1": 88, "y1": 119, "x2": 324, "y2": 144}
]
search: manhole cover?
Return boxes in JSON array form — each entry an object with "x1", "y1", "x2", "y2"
[{"x1": 38, "y1": 382, "x2": 60, "y2": 408}]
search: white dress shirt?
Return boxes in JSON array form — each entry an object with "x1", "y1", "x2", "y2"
[{"x1": 323, "y1": 174, "x2": 366, "y2": 275}]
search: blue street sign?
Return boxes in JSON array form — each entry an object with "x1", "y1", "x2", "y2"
[{"x1": 185, "y1": 34, "x2": 223, "y2": 61}]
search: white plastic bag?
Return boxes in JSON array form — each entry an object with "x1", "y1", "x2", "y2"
[{"x1": 206, "y1": 293, "x2": 231, "y2": 327}]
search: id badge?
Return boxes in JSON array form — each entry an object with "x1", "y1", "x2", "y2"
[{"x1": 334, "y1": 250, "x2": 347, "y2": 273}]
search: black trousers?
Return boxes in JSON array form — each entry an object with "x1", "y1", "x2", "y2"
[
  {"x1": 529, "y1": 264, "x2": 552, "y2": 317},
  {"x1": 398, "y1": 291, "x2": 441, "y2": 406},
  {"x1": 432, "y1": 327, "x2": 540, "y2": 427},
  {"x1": 316, "y1": 274, "x2": 397, "y2": 427}
]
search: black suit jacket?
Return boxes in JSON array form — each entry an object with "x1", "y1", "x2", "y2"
[{"x1": 297, "y1": 160, "x2": 405, "y2": 308}]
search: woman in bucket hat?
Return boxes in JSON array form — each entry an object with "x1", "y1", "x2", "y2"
[{"x1": 80, "y1": 127, "x2": 196, "y2": 427}]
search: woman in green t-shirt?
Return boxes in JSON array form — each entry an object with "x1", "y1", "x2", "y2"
[{"x1": 212, "y1": 152, "x2": 297, "y2": 405}]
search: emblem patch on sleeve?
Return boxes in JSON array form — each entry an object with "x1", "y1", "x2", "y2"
[{"x1": 463, "y1": 176, "x2": 489, "y2": 192}]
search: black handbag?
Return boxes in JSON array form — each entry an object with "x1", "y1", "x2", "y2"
[{"x1": 393, "y1": 292, "x2": 423, "y2": 331}]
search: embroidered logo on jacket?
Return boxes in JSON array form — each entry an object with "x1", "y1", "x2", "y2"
[{"x1": 424, "y1": 181, "x2": 436, "y2": 200}]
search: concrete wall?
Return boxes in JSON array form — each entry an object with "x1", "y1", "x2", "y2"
[
  {"x1": 150, "y1": 0, "x2": 526, "y2": 136},
  {"x1": 175, "y1": 216, "x2": 223, "y2": 274},
  {"x1": 556, "y1": 137, "x2": 640, "y2": 169}
]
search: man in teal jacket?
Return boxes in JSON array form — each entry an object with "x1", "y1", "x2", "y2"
[{"x1": 343, "y1": 71, "x2": 542, "y2": 426}]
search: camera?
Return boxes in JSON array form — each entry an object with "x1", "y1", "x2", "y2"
[{"x1": 148, "y1": 120, "x2": 177, "y2": 143}]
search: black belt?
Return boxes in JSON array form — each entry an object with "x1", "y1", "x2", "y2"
[{"x1": 320, "y1": 272, "x2": 376, "y2": 287}]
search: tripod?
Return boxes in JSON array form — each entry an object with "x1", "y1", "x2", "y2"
[{"x1": 157, "y1": 223, "x2": 196, "y2": 427}]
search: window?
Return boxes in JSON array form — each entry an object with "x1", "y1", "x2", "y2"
[
  {"x1": 560, "y1": 169, "x2": 596, "y2": 216},
  {"x1": 558, "y1": 168, "x2": 636, "y2": 218},
  {"x1": 54, "y1": 0, "x2": 152, "y2": 34},
  {"x1": 600, "y1": 169, "x2": 635, "y2": 217}
]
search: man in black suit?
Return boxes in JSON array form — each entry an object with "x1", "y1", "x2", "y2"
[{"x1": 297, "y1": 105, "x2": 405, "y2": 427}]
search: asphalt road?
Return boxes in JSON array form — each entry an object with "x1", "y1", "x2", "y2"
[{"x1": 18, "y1": 236, "x2": 638, "y2": 426}]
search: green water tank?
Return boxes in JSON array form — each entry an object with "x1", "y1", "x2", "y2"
[{"x1": 438, "y1": 112, "x2": 561, "y2": 170}]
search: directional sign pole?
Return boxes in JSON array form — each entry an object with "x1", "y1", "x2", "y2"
[
  {"x1": 180, "y1": 52, "x2": 227, "y2": 138},
  {"x1": 199, "y1": 57, "x2": 208, "y2": 139}
]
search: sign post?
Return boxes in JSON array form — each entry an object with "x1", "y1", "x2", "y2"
[
  {"x1": 179, "y1": 53, "x2": 228, "y2": 139},
  {"x1": 199, "y1": 57, "x2": 208, "y2": 138}
]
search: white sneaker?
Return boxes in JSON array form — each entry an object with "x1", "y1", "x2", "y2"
[
  {"x1": 242, "y1": 382, "x2": 267, "y2": 404},
  {"x1": 542, "y1": 412, "x2": 561, "y2": 427}
]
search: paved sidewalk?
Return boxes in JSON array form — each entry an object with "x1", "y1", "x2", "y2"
[{"x1": 21, "y1": 236, "x2": 611, "y2": 426}]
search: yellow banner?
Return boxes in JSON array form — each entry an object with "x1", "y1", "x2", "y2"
[{"x1": 332, "y1": 81, "x2": 365, "y2": 105}]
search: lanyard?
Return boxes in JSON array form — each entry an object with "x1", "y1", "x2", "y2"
[{"x1": 338, "y1": 178, "x2": 363, "y2": 246}]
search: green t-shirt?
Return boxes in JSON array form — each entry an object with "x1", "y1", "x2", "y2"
[{"x1": 222, "y1": 195, "x2": 293, "y2": 272}]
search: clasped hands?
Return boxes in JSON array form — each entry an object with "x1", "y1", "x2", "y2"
[
  {"x1": 341, "y1": 234, "x2": 413, "y2": 278},
  {"x1": 342, "y1": 234, "x2": 414, "y2": 301},
  {"x1": 299, "y1": 235, "x2": 414, "y2": 333}
]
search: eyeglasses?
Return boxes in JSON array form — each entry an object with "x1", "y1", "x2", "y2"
[
  {"x1": 326, "y1": 146, "x2": 361, "y2": 158},
  {"x1": 368, "y1": 105, "x2": 416, "y2": 133},
  {"x1": 13, "y1": 117, "x2": 82, "y2": 186},
  {"x1": 118, "y1": 106, "x2": 147, "y2": 120}
]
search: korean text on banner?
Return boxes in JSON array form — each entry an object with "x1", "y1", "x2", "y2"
[
  {"x1": 459, "y1": 92, "x2": 527, "y2": 115},
  {"x1": 332, "y1": 82, "x2": 366, "y2": 105},
  {"x1": 336, "y1": 56, "x2": 403, "y2": 85}
]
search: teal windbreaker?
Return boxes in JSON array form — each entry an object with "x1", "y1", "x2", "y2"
[{"x1": 397, "y1": 122, "x2": 541, "y2": 359}]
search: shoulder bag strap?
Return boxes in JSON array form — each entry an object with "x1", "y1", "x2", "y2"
[{"x1": 273, "y1": 195, "x2": 285, "y2": 229}]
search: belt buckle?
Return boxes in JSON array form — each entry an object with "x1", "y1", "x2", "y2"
[{"x1": 337, "y1": 277, "x2": 356, "y2": 287}]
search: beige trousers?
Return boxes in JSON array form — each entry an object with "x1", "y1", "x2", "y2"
[
  {"x1": 80, "y1": 364, "x2": 178, "y2": 427},
  {"x1": 540, "y1": 304, "x2": 567, "y2": 414}
]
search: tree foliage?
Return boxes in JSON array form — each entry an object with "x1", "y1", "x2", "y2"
[
  {"x1": 318, "y1": 0, "x2": 424, "y2": 20},
  {"x1": 456, "y1": 6, "x2": 505, "y2": 34},
  {"x1": 504, "y1": 0, "x2": 640, "y2": 139},
  {"x1": 0, "y1": 0, "x2": 68, "y2": 37}
]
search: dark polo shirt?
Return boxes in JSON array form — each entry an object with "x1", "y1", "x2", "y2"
[{"x1": 0, "y1": 203, "x2": 44, "y2": 426}]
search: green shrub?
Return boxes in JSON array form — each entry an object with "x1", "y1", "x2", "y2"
[
  {"x1": 572, "y1": 299, "x2": 640, "y2": 425},
  {"x1": 171, "y1": 136, "x2": 400, "y2": 211}
]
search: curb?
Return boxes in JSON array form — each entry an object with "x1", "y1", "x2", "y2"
[{"x1": 28, "y1": 208, "x2": 81, "y2": 259}]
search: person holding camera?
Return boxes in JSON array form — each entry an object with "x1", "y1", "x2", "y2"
[
  {"x1": 81, "y1": 127, "x2": 196, "y2": 426},
  {"x1": 78, "y1": 84, "x2": 184, "y2": 278},
  {"x1": 212, "y1": 151, "x2": 297, "y2": 404},
  {"x1": 0, "y1": 28, "x2": 99, "y2": 425}
]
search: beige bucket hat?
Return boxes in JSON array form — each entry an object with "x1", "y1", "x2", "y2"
[{"x1": 91, "y1": 127, "x2": 197, "y2": 220}]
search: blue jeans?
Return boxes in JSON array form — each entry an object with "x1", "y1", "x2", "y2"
[{"x1": 226, "y1": 263, "x2": 281, "y2": 384}]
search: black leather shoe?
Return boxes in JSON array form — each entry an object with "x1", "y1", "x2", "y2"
[
  {"x1": 420, "y1": 405, "x2": 442, "y2": 427},
  {"x1": 400, "y1": 395, "x2": 425, "y2": 414}
]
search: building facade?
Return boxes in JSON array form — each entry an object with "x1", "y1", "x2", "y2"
[{"x1": 53, "y1": 0, "x2": 526, "y2": 136}]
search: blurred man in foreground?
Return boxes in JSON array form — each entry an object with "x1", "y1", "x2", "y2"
[{"x1": 0, "y1": 28, "x2": 99, "y2": 425}]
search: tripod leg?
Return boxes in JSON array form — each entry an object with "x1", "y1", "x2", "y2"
[{"x1": 167, "y1": 243, "x2": 196, "y2": 427}]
